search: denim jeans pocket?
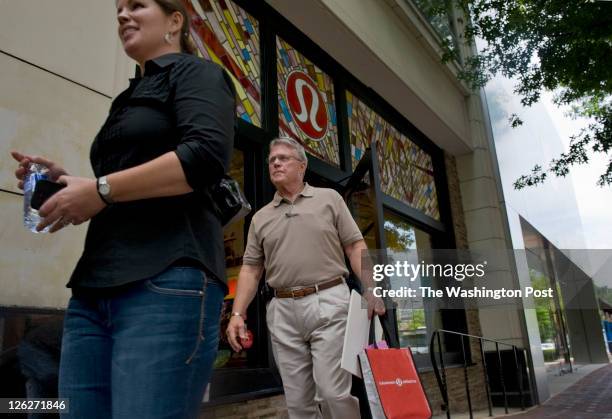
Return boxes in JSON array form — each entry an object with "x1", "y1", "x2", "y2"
[{"x1": 145, "y1": 267, "x2": 206, "y2": 297}]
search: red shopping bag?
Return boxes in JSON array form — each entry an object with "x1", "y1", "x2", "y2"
[{"x1": 359, "y1": 347, "x2": 432, "y2": 419}]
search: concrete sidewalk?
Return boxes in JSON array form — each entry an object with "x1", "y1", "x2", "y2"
[{"x1": 509, "y1": 363, "x2": 612, "y2": 419}]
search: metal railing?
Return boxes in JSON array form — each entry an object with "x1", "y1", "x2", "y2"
[{"x1": 429, "y1": 329, "x2": 530, "y2": 418}]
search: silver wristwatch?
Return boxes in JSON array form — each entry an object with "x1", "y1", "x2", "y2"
[{"x1": 97, "y1": 176, "x2": 114, "y2": 204}]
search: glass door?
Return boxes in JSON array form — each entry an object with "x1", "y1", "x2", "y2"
[
  {"x1": 341, "y1": 143, "x2": 400, "y2": 348},
  {"x1": 207, "y1": 140, "x2": 285, "y2": 402},
  {"x1": 216, "y1": 149, "x2": 249, "y2": 370}
]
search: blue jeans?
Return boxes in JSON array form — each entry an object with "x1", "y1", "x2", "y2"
[{"x1": 58, "y1": 267, "x2": 224, "y2": 419}]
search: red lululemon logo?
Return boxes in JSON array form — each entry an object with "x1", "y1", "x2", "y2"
[{"x1": 285, "y1": 70, "x2": 328, "y2": 140}]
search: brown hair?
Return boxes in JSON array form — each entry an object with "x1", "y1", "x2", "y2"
[{"x1": 152, "y1": 0, "x2": 196, "y2": 55}]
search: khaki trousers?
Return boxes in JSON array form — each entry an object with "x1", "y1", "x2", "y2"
[{"x1": 266, "y1": 282, "x2": 360, "y2": 419}]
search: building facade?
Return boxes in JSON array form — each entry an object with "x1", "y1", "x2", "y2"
[{"x1": 3, "y1": 0, "x2": 595, "y2": 417}]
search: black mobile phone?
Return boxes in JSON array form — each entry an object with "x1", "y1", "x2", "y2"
[{"x1": 31, "y1": 180, "x2": 66, "y2": 210}]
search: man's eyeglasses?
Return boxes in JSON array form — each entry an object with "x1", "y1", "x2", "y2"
[{"x1": 268, "y1": 154, "x2": 299, "y2": 165}]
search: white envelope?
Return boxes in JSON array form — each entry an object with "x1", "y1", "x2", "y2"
[{"x1": 341, "y1": 290, "x2": 383, "y2": 377}]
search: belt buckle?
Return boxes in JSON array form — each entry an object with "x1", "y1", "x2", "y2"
[
  {"x1": 292, "y1": 288, "x2": 306, "y2": 299},
  {"x1": 291, "y1": 287, "x2": 313, "y2": 299}
]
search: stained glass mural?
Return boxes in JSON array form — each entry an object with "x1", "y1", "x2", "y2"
[
  {"x1": 276, "y1": 37, "x2": 340, "y2": 167},
  {"x1": 183, "y1": 0, "x2": 261, "y2": 126},
  {"x1": 346, "y1": 91, "x2": 440, "y2": 220}
]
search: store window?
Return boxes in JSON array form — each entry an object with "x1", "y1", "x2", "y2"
[
  {"x1": 384, "y1": 210, "x2": 440, "y2": 354},
  {"x1": 345, "y1": 186, "x2": 377, "y2": 249},
  {"x1": 276, "y1": 37, "x2": 340, "y2": 167},
  {"x1": 183, "y1": 0, "x2": 262, "y2": 126},
  {"x1": 529, "y1": 268, "x2": 572, "y2": 371},
  {"x1": 346, "y1": 91, "x2": 440, "y2": 220},
  {"x1": 345, "y1": 184, "x2": 443, "y2": 355},
  {"x1": 410, "y1": 0, "x2": 459, "y2": 53},
  {"x1": 215, "y1": 149, "x2": 251, "y2": 369}
]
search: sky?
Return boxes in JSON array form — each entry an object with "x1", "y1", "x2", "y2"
[
  {"x1": 540, "y1": 92, "x2": 612, "y2": 250},
  {"x1": 485, "y1": 77, "x2": 612, "y2": 251}
]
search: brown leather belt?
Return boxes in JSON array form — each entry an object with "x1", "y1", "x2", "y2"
[{"x1": 273, "y1": 277, "x2": 344, "y2": 299}]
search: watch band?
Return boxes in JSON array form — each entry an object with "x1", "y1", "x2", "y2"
[{"x1": 96, "y1": 177, "x2": 113, "y2": 205}]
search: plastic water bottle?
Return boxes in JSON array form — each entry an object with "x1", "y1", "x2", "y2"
[{"x1": 23, "y1": 163, "x2": 50, "y2": 233}]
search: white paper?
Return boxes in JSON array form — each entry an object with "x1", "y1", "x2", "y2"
[{"x1": 341, "y1": 290, "x2": 383, "y2": 377}]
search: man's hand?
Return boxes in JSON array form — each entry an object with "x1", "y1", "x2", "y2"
[
  {"x1": 344, "y1": 239, "x2": 385, "y2": 319},
  {"x1": 364, "y1": 288, "x2": 386, "y2": 320},
  {"x1": 227, "y1": 264, "x2": 264, "y2": 351},
  {"x1": 226, "y1": 315, "x2": 248, "y2": 352}
]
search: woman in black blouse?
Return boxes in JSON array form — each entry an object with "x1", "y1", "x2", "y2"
[{"x1": 12, "y1": 1, "x2": 234, "y2": 417}]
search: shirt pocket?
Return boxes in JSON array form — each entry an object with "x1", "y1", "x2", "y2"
[{"x1": 129, "y1": 70, "x2": 171, "y2": 104}]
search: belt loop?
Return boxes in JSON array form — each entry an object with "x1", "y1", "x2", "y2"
[{"x1": 315, "y1": 283, "x2": 320, "y2": 293}]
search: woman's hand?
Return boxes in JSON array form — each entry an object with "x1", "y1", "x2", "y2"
[
  {"x1": 11, "y1": 151, "x2": 69, "y2": 190},
  {"x1": 37, "y1": 176, "x2": 107, "y2": 233}
]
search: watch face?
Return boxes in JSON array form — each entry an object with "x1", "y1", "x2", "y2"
[{"x1": 99, "y1": 183, "x2": 111, "y2": 195}]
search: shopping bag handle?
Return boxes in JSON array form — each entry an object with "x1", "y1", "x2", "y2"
[
  {"x1": 369, "y1": 312, "x2": 400, "y2": 349},
  {"x1": 368, "y1": 317, "x2": 377, "y2": 347}
]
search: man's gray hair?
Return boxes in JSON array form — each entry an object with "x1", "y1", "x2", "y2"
[{"x1": 270, "y1": 136, "x2": 307, "y2": 163}]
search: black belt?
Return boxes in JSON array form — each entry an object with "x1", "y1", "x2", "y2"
[{"x1": 273, "y1": 278, "x2": 344, "y2": 299}]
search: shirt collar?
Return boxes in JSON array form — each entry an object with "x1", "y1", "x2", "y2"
[
  {"x1": 131, "y1": 53, "x2": 185, "y2": 81},
  {"x1": 273, "y1": 183, "x2": 314, "y2": 207}
]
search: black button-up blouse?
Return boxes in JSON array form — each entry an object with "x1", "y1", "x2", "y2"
[{"x1": 68, "y1": 53, "x2": 235, "y2": 291}]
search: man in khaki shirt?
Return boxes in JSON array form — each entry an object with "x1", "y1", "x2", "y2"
[{"x1": 227, "y1": 137, "x2": 385, "y2": 419}]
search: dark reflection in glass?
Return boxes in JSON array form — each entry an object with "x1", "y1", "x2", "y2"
[
  {"x1": 214, "y1": 150, "x2": 250, "y2": 369},
  {"x1": 345, "y1": 187, "x2": 376, "y2": 249},
  {"x1": 411, "y1": 0, "x2": 458, "y2": 54},
  {"x1": 530, "y1": 268, "x2": 572, "y2": 371},
  {"x1": 0, "y1": 310, "x2": 64, "y2": 417},
  {"x1": 384, "y1": 211, "x2": 437, "y2": 354},
  {"x1": 384, "y1": 215, "x2": 416, "y2": 251},
  {"x1": 333, "y1": 181, "x2": 440, "y2": 353}
]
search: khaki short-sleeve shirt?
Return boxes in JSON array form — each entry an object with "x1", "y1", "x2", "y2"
[{"x1": 242, "y1": 183, "x2": 363, "y2": 288}]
